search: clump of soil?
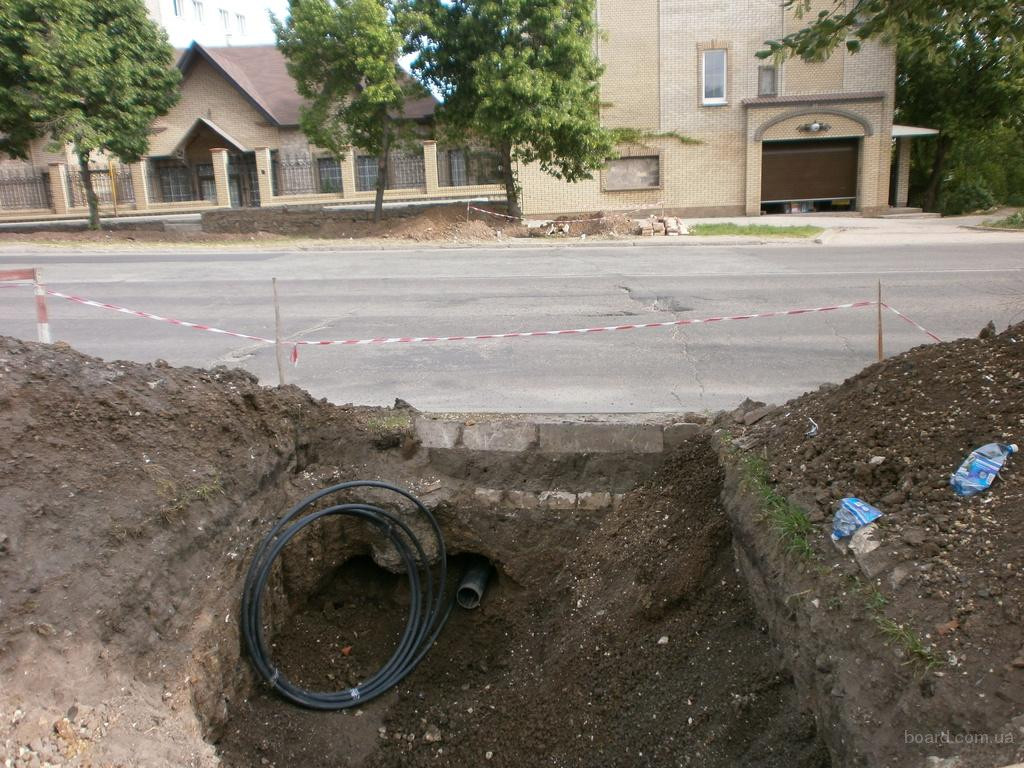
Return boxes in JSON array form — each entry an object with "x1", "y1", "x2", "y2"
[
  {"x1": 218, "y1": 438, "x2": 828, "y2": 768},
  {"x1": 734, "y1": 322, "x2": 1024, "y2": 766},
  {"x1": 0, "y1": 336, "x2": 381, "y2": 766}
]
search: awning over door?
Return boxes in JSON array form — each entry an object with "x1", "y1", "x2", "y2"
[
  {"x1": 761, "y1": 139, "x2": 859, "y2": 203},
  {"x1": 892, "y1": 124, "x2": 939, "y2": 138},
  {"x1": 170, "y1": 117, "x2": 250, "y2": 157}
]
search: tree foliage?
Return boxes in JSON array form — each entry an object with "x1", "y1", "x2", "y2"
[
  {"x1": 274, "y1": 0, "x2": 413, "y2": 222},
  {"x1": 410, "y1": 0, "x2": 615, "y2": 216},
  {"x1": 760, "y1": 0, "x2": 1023, "y2": 61},
  {"x1": 0, "y1": 0, "x2": 180, "y2": 228},
  {"x1": 895, "y1": 4, "x2": 1024, "y2": 209}
]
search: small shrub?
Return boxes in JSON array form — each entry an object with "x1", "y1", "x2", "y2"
[
  {"x1": 940, "y1": 178, "x2": 996, "y2": 216},
  {"x1": 985, "y1": 210, "x2": 1024, "y2": 230},
  {"x1": 1005, "y1": 192, "x2": 1024, "y2": 207}
]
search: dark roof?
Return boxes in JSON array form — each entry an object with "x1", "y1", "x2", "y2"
[
  {"x1": 742, "y1": 91, "x2": 886, "y2": 108},
  {"x1": 176, "y1": 43, "x2": 437, "y2": 126}
]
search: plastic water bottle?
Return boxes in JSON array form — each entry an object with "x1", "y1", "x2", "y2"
[
  {"x1": 831, "y1": 498, "x2": 883, "y2": 542},
  {"x1": 950, "y1": 443, "x2": 1018, "y2": 496}
]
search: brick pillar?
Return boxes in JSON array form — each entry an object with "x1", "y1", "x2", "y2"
[
  {"x1": 130, "y1": 160, "x2": 150, "y2": 211},
  {"x1": 254, "y1": 147, "x2": 274, "y2": 206},
  {"x1": 48, "y1": 163, "x2": 70, "y2": 215},
  {"x1": 744, "y1": 141, "x2": 762, "y2": 216},
  {"x1": 210, "y1": 148, "x2": 231, "y2": 207},
  {"x1": 893, "y1": 138, "x2": 911, "y2": 209},
  {"x1": 339, "y1": 147, "x2": 356, "y2": 199},
  {"x1": 423, "y1": 140, "x2": 439, "y2": 195},
  {"x1": 857, "y1": 135, "x2": 881, "y2": 214}
]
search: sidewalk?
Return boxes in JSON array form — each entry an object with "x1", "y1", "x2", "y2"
[{"x1": 0, "y1": 206, "x2": 1018, "y2": 253}]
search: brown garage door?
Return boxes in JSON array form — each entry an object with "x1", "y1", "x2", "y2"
[{"x1": 761, "y1": 138, "x2": 858, "y2": 203}]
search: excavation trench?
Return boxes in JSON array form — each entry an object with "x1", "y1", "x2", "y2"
[{"x1": 203, "y1": 421, "x2": 829, "y2": 768}]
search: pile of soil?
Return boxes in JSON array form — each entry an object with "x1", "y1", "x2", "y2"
[
  {"x1": 0, "y1": 336, "x2": 379, "y2": 766},
  {"x1": 0, "y1": 335, "x2": 825, "y2": 767},
  {"x1": 733, "y1": 323, "x2": 1024, "y2": 765},
  {"x1": 218, "y1": 438, "x2": 827, "y2": 768}
]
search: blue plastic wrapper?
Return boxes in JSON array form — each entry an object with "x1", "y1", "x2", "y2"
[
  {"x1": 950, "y1": 443, "x2": 1018, "y2": 497},
  {"x1": 831, "y1": 497, "x2": 882, "y2": 542}
]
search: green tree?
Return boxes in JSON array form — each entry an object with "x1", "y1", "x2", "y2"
[
  {"x1": 410, "y1": 0, "x2": 615, "y2": 218},
  {"x1": 0, "y1": 0, "x2": 180, "y2": 229},
  {"x1": 274, "y1": 0, "x2": 412, "y2": 223},
  {"x1": 896, "y1": 7, "x2": 1024, "y2": 210},
  {"x1": 760, "y1": 0, "x2": 1022, "y2": 61}
]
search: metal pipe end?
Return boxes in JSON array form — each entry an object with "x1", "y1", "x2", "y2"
[
  {"x1": 456, "y1": 558, "x2": 493, "y2": 610},
  {"x1": 457, "y1": 584, "x2": 482, "y2": 610}
]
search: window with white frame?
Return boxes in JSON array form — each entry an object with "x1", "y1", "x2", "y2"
[
  {"x1": 172, "y1": 0, "x2": 183, "y2": 16},
  {"x1": 192, "y1": 0, "x2": 203, "y2": 21},
  {"x1": 702, "y1": 49, "x2": 727, "y2": 105},
  {"x1": 236, "y1": 14, "x2": 246, "y2": 34},
  {"x1": 219, "y1": 8, "x2": 229, "y2": 28}
]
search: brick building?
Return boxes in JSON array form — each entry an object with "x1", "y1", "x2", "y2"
[
  {"x1": 517, "y1": 0, "x2": 933, "y2": 218},
  {"x1": 0, "y1": 43, "x2": 503, "y2": 218}
]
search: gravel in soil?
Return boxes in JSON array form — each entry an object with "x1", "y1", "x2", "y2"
[
  {"x1": 732, "y1": 322, "x2": 1024, "y2": 766},
  {"x1": 218, "y1": 438, "x2": 829, "y2": 768}
]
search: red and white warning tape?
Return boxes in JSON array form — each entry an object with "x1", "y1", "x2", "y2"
[
  {"x1": 44, "y1": 289, "x2": 276, "y2": 344},
  {"x1": 8, "y1": 284, "x2": 943, "y2": 364},
  {"x1": 35, "y1": 288, "x2": 876, "y2": 355},
  {"x1": 882, "y1": 302, "x2": 943, "y2": 342}
]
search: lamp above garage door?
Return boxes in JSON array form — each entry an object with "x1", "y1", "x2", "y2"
[{"x1": 761, "y1": 138, "x2": 858, "y2": 204}]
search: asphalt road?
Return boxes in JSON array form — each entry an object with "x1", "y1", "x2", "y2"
[{"x1": 1, "y1": 240, "x2": 1022, "y2": 412}]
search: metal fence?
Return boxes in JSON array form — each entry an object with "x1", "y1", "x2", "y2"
[
  {"x1": 387, "y1": 150, "x2": 426, "y2": 190},
  {"x1": 147, "y1": 159, "x2": 197, "y2": 204},
  {"x1": 354, "y1": 151, "x2": 427, "y2": 192},
  {"x1": 272, "y1": 154, "x2": 343, "y2": 196},
  {"x1": 0, "y1": 168, "x2": 52, "y2": 210},
  {"x1": 437, "y1": 148, "x2": 503, "y2": 187},
  {"x1": 67, "y1": 166, "x2": 135, "y2": 208}
]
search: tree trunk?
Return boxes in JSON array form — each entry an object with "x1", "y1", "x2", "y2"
[
  {"x1": 921, "y1": 135, "x2": 952, "y2": 212},
  {"x1": 373, "y1": 117, "x2": 391, "y2": 224},
  {"x1": 500, "y1": 143, "x2": 521, "y2": 219},
  {"x1": 78, "y1": 153, "x2": 100, "y2": 230}
]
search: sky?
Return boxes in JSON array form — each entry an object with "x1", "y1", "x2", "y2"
[
  {"x1": 254, "y1": 1, "x2": 417, "y2": 75},
  {"x1": 262, "y1": 1, "x2": 290, "y2": 38}
]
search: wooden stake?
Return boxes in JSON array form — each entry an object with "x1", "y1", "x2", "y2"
[
  {"x1": 877, "y1": 280, "x2": 884, "y2": 362},
  {"x1": 272, "y1": 277, "x2": 286, "y2": 387}
]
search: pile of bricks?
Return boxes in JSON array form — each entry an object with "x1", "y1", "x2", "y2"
[{"x1": 632, "y1": 216, "x2": 687, "y2": 236}]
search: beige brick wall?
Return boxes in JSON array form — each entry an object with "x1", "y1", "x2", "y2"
[
  {"x1": 148, "y1": 58, "x2": 282, "y2": 156},
  {"x1": 596, "y1": 0, "x2": 659, "y2": 129},
  {"x1": 521, "y1": 0, "x2": 896, "y2": 217}
]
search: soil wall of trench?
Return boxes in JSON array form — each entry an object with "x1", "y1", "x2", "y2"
[{"x1": 5, "y1": 336, "x2": 1020, "y2": 768}]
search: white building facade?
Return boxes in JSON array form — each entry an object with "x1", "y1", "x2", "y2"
[{"x1": 144, "y1": 0, "x2": 277, "y2": 47}]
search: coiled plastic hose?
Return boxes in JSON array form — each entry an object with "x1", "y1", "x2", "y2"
[{"x1": 241, "y1": 481, "x2": 453, "y2": 709}]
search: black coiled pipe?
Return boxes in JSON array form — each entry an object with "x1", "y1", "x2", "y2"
[{"x1": 240, "y1": 481, "x2": 452, "y2": 710}]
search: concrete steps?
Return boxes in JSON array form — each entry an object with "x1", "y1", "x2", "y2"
[{"x1": 879, "y1": 207, "x2": 941, "y2": 219}]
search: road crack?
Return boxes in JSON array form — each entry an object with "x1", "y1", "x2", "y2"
[
  {"x1": 671, "y1": 326, "x2": 707, "y2": 408},
  {"x1": 822, "y1": 312, "x2": 855, "y2": 357}
]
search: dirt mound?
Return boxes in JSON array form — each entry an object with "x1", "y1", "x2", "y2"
[
  {"x1": 734, "y1": 323, "x2": 1024, "y2": 766},
  {"x1": 0, "y1": 336, "x2": 373, "y2": 766},
  {"x1": 1, "y1": 336, "x2": 824, "y2": 767}
]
